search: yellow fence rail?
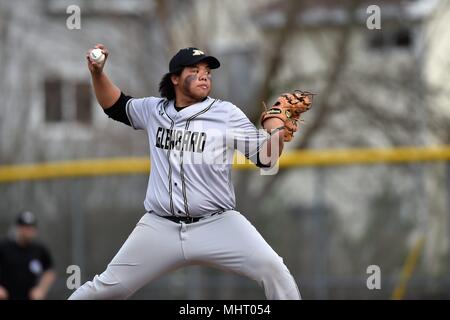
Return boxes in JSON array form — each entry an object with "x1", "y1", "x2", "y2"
[{"x1": 1, "y1": 145, "x2": 450, "y2": 183}]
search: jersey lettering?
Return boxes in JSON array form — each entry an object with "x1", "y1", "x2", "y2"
[{"x1": 156, "y1": 127, "x2": 207, "y2": 153}]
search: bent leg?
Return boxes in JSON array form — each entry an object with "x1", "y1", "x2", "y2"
[
  {"x1": 68, "y1": 213, "x2": 186, "y2": 300},
  {"x1": 241, "y1": 245, "x2": 301, "y2": 300},
  {"x1": 185, "y1": 211, "x2": 301, "y2": 300}
]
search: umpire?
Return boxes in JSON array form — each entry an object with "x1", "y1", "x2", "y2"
[{"x1": 0, "y1": 211, "x2": 55, "y2": 300}]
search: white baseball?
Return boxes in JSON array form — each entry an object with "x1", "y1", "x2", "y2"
[{"x1": 90, "y1": 48, "x2": 105, "y2": 63}]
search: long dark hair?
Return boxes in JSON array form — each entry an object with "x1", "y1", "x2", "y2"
[{"x1": 159, "y1": 70, "x2": 182, "y2": 100}]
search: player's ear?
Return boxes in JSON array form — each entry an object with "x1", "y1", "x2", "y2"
[{"x1": 171, "y1": 74, "x2": 179, "y2": 86}]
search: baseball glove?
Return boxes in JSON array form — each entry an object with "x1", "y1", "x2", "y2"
[{"x1": 260, "y1": 90, "x2": 315, "y2": 142}]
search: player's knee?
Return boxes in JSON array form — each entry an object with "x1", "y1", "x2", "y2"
[{"x1": 252, "y1": 253, "x2": 289, "y2": 280}]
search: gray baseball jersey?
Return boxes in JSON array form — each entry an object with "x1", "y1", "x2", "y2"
[
  {"x1": 69, "y1": 95, "x2": 300, "y2": 300},
  {"x1": 125, "y1": 96, "x2": 269, "y2": 218}
]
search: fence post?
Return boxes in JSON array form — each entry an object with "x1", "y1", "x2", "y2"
[
  {"x1": 314, "y1": 167, "x2": 328, "y2": 299},
  {"x1": 70, "y1": 179, "x2": 85, "y2": 282},
  {"x1": 447, "y1": 162, "x2": 450, "y2": 296}
]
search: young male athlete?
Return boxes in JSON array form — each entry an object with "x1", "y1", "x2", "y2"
[{"x1": 69, "y1": 45, "x2": 313, "y2": 300}]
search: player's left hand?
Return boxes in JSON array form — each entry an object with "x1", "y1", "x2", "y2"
[{"x1": 261, "y1": 90, "x2": 315, "y2": 142}]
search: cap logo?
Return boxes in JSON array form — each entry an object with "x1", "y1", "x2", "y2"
[
  {"x1": 23, "y1": 211, "x2": 35, "y2": 224},
  {"x1": 192, "y1": 49, "x2": 204, "y2": 56}
]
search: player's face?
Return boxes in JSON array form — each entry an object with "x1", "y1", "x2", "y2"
[
  {"x1": 16, "y1": 225, "x2": 37, "y2": 244},
  {"x1": 177, "y1": 62, "x2": 212, "y2": 100}
]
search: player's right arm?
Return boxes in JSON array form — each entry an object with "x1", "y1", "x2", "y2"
[
  {"x1": 87, "y1": 44, "x2": 159, "y2": 130},
  {"x1": 87, "y1": 44, "x2": 144, "y2": 128},
  {"x1": 86, "y1": 44, "x2": 121, "y2": 109}
]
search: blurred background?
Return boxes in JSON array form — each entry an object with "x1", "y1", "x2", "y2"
[{"x1": 1, "y1": 0, "x2": 450, "y2": 299}]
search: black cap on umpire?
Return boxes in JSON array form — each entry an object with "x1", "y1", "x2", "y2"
[
  {"x1": 159, "y1": 47, "x2": 220, "y2": 100},
  {"x1": 15, "y1": 211, "x2": 37, "y2": 227}
]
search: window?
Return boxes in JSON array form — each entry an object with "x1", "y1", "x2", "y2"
[
  {"x1": 44, "y1": 77, "x2": 92, "y2": 124},
  {"x1": 394, "y1": 29, "x2": 412, "y2": 48},
  {"x1": 75, "y1": 82, "x2": 92, "y2": 124},
  {"x1": 368, "y1": 28, "x2": 413, "y2": 51},
  {"x1": 44, "y1": 79, "x2": 62, "y2": 122}
]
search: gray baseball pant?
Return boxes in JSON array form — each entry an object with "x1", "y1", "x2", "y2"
[{"x1": 68, "y1": 210, "x2": 301, "y2": 300}]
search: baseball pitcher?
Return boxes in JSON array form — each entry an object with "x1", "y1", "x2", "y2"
[{"x1": 68, "y1": 45, "x2": 314, "y2": 300}]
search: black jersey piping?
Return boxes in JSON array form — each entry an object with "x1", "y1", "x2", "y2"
[{"x1": 162, "y1": 100, "x2": 176, "y2": 216}]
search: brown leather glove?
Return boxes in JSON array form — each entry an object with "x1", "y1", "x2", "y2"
[{"x1": 261, "y1": 90, "x2": 315, "y2": 142}]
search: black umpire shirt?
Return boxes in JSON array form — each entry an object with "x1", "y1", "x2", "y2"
[{"x1": 0, "y1": 238, "x2": 53, "y2": 300}]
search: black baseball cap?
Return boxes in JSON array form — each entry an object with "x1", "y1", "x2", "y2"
[
  {"x1": 169, "y1": 47, "x2": 220, "y2": 73},
  {"x1": 15, "y1": 211, "x2": 37, "y2": 226}
]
